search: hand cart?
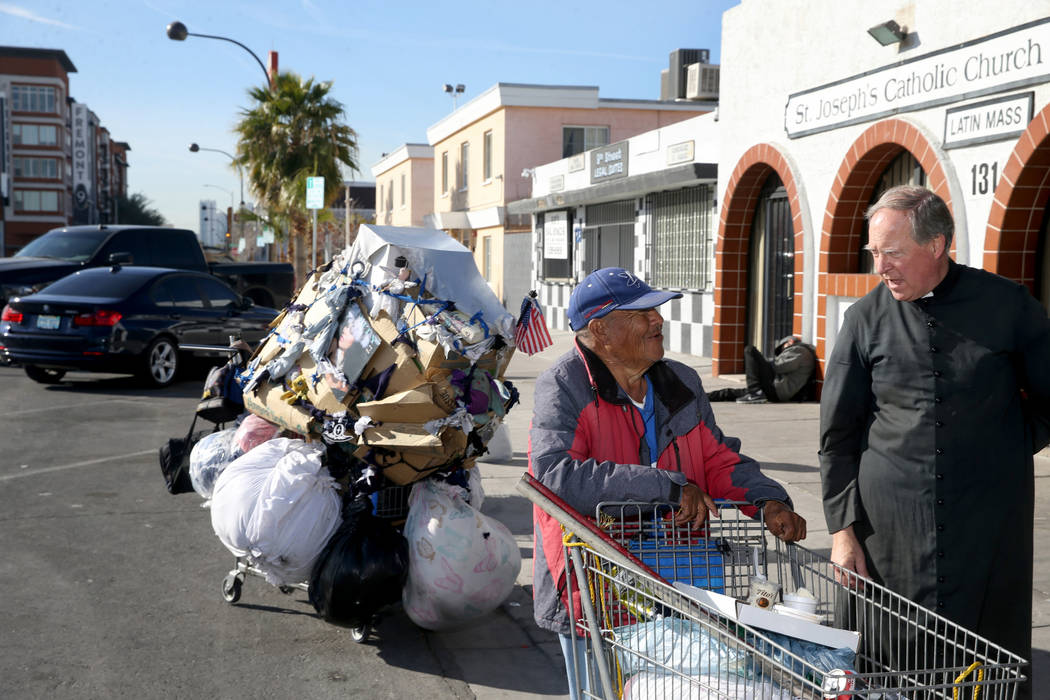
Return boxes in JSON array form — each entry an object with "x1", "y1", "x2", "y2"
[{"x1": 518, "y1": 473, "x2": 1028, "y2": 699}]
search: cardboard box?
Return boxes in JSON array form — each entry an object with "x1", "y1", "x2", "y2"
[
  {"x1": 356, "y1": 384, "x2": 451, "y2": 424},
  {"x1": 354, "y1": 426, "x2": 469, "y2": 485},
  {"x1": 673, "y1": 583, "x2": 861, "y2": 652},
  {"x1": 241, "y1": 379, "x2": 314, "y2": 436}
]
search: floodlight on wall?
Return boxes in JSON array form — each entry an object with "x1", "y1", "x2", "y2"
[{"x1": 867, "y1": 19, "x2": 907, "y2": 46}]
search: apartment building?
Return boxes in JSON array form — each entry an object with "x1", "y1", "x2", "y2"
[
  {"x1": 421, "y1": 82, "x2": 712, "y2": 307},
  {"x1": 372, "y1": 144, "x2": 433, "y2": 227},
  {"x1": 0, "y1": 46, "x2": 129, "y2": 256}
]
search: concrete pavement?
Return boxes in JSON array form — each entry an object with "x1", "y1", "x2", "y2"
[{"x1": 460, "y1": 328, "x2": 1049, "y2": 698}]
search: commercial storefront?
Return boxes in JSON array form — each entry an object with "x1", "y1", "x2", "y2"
[
  {"x1": 715, "y1": 2, "x2": 1050, "y2": 375},
  {"x1": 511, "y1": 114, "x2": 719, "y2": 356}
]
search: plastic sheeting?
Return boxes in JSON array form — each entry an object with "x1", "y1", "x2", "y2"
[
  {"x1": 401, "y1": 476, "x2": 519, "y2": 630},
  {"x1": 210, "y1": 438, "x2": 342, "y2": 586},
  {"x1": 233, "y1": 413, "x2": 284, "y2": 453},
  {"x1": 189, "y1": 428, "x2": 243, "y2": 500},
  {"x1": 349, "y1": 225, "x2": 516, "y2": 340}
]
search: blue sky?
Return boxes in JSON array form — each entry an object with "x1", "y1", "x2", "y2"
[{"x1": 1, "y1": 0, "x2": 737, "y2": 232}]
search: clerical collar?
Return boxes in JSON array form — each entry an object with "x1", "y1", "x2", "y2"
[{"x1": 923, "y1": 258, "x2": 961, "y2": 299}]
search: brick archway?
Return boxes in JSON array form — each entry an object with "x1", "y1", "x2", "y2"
[
  {"x1": 817, "y1": 118, "x2": 953, "y2": 368},
  {"x1": 984, "y1": 102, "x2": 1050, "y2": 289},
  {"x1": 713, "y1": 144, "x2": 806, "y2": 376}
]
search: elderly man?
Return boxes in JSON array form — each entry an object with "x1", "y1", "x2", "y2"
[
  {"x1": 820, "y1": 186, "x2": 1050, "y2": 697},
  {"x1": 529, "y1": 266, "x2": 806, "y2": 698}
]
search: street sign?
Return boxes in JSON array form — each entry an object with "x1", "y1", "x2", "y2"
[{"x1": 306, "y1": 176, "x2": 325, "y2": 209}]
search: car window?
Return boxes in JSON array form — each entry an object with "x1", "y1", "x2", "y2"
[
  {"x1": 162, "y1": 275, "x2": 206, "y2": 309},
  {"x1": 98, "y1": 231, "x2": 152, "y2": 266},
  {"x1": 195, "y1": 276, "x2": 240, "y2": 309},
  {"x1": 150, "y1": 279, "x2": 178, "y2": 307},
  {"x1": 14, "y1": 230, "x2": 109, "y2": 262},
  {"x1": 153, "y1": 231, "x2": 202, "y2": 269},
  {"x1": 42, "y1": 270, "x2": 149, "y2": 298}
]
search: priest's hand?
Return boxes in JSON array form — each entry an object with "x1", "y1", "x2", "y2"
[
  {"x1": 762, "y1": 500, "x2": 806, "y2": 542},
  {"x1": 676, "y1": 483, "x2": 718, "y2": 530},
  {"x1": 831, "y1": 525, "x2": 870, "y2": 587}
]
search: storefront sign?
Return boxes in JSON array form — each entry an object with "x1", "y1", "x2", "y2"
[
  {"x1": 943, "y1": 92, "x2": 1033, "y2": 148},
  {"x1": 72, "y1": 103, "x2": 95, "y2": 224},
  {"x1": 590, "y1": 141, "x2": 629, "y2": 183},
  {"x1": 786, "y1": 17, "x2": 1050, "y2": 138},
  {"x1": 666, "y1": 140, "x2": 695, "y2": 166},
  {"x1": 543, "y1": 210, "x2": 569, "y2": 260},
  {"x1": 549, "y1": 174, "x2": 565, "y2": 192},
  {"x1": 568, "y1": 153, "x2": 586, "y2": 173}
]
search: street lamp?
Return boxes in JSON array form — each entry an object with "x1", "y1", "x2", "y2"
[
  {"x1": 189, "y1": 143, "x2": 243, "y2": 208},
  {"x1": 166, "y1": 21, "x2": 271, "y2": 88},
  {"x1": 443, "y1": 83, "x2": 465, "y2": 111}
]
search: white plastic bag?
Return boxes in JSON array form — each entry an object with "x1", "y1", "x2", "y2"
[
  {"x1": 483, "y1": 422, "x2": 513, "y2": 462},
  {"x1": 401, "y1": 476, "x2": 520, "y2": 630},
  {"x1": 189, "y1": 428, "x2": 242, "y2": 500},
  {"x1": 210, "y1": 438, "x2": 342, "y2": 586}
]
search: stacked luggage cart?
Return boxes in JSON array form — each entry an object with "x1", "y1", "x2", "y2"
[{"x1": 517, "y1": 473, "x2": 1028, "y2": 699}]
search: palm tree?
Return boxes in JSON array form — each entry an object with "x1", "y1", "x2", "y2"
[{"x1": 234, "y1": 72, "x2": 359, "y2": 281}]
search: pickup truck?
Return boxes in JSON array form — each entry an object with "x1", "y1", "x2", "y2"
[{"x1": 0, "y1": 225, "x2": 295, "y2": 309}]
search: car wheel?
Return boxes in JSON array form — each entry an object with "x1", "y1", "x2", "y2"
[
  {"x1": 141, "y1": 337, "x2": 179, "y2": 388},
  {"x1": 24, "y1": 365, "x2": 66, "y2": 384}
]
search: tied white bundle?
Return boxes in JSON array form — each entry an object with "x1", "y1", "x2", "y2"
[{"x1": 210, "y1": 438, "x2": 342, "y2": 586}]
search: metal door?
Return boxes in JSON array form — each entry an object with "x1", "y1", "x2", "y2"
[{"x1": 762, "y1": 186, "x2": 794, "y2": 356}]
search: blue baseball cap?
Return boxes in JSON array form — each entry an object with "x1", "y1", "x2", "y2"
[{"x1": 567, "y1": 268, "x2": 682, "y2": 331}]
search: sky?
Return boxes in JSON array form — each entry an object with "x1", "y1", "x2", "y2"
[{"x1": 0, "y1": 0, "x2": 738, "y2": 233}]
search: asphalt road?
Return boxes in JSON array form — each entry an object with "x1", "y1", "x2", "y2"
[{"x1": 0, "y1": 364, "x2": 561, "y2": 700}]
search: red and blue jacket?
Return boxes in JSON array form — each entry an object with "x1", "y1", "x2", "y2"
[{"x1": 528, "y1": 340, "x2": 791, "y2": 634}]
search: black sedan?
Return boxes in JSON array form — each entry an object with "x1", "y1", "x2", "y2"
[{"x1": 0, "y1": 266, "x2": 279, "y2": 387}]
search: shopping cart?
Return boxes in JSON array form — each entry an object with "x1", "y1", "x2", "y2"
[
  {"x1": 518, "y1": 473, "x2": 1028, "y2": 699},
  {"x1": 220, "y1": 479, "x2": 413, "y2": 643}
]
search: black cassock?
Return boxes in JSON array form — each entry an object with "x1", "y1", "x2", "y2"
[{"x1": 820, "y1": 260, "x2": 1050, "y2": 671}]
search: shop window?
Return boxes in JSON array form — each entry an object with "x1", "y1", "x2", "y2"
[
  {"x1": 562, "y1": 126, "x2": 610, "y2": 158},
  {"x1": 580, "y1": 200, "x2": 634, "y2": 274},
  {"x1": 649, "y1": 185, "x2": 714, "y2": 291},
  {"x1": 858, "y1": 150, "x2": 926, "y2": 272},
  {"x1": 14, "y1": 189, "x2": 60, "y2": 212},
  {"x1": 11, "y1": 85, "x2": 58, "y2": 114},
  {"x1": 540, "y1": 210, "x2": 573, "y2": 280}
]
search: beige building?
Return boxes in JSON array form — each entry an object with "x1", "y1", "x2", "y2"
[
  {"x1": 371, "y1": 143, "x2": 433, "y2": 228},
  {"x1": 419, "y1": 83, "x2": 712, "y2": 307}
]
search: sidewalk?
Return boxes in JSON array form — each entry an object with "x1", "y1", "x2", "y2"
[{"x1": 449, "y1": 329, "x2": 1049, "y2": 698}]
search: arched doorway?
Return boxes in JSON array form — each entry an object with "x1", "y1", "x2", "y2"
[
  {"x1": 713, "y1": 144, "x2": 807, "y2": 376},
  {"x1": 984, "y1": 100, "x2": 1050, "y2": 311},
  {"x1": 747, "y1": 174, "x2": 794, "y2": 357},
  {"x1": 818, "y1": 119, "x2": 952, "y2": 369}
]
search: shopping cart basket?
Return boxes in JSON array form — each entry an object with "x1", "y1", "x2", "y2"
[{"x1": 518, "y1": 473, "x2": 1028, "y2": 699}]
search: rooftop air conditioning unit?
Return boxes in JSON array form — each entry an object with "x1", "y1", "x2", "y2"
[{"x1": 686, "y1": 63, "x2": 720, "y2": 100}]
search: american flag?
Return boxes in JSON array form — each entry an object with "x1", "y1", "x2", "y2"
[{"x1": 515, "y1": 293, "x2": 553, "y2": 355}]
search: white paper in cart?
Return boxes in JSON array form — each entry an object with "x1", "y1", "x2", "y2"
[
  {"x1": 673, "y1": 582, "x2": 861, "y2": 652},
  {"x1": 210, "y1": 438, "x2": 342, "y2": 586}
]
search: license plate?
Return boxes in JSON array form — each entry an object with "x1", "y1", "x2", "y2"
[{"x1": 36, "y1": 315, "x2": 60, "y2": 330}]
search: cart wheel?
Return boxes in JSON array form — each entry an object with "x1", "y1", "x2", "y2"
[
  {"x1": 350, "y1": 623, "x2": 370, "y2": 643},
  {"x1": 222, "y1": 574, "x2": 243, "y2": 604}
]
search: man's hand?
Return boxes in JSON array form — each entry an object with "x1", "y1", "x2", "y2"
[
  {"x1": 830, "y1": 525, "x2": 870, "y2": 587},
  {"x1": 676, "y1": 483, "x2": 719, "y2": 530},
  {"x1": 762, "y1": 500, "x2": 806, "y2": 542}
]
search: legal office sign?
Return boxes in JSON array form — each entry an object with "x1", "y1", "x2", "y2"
[{"x1": 785, "y1": 17, "x2": 1050, "y2": 138}]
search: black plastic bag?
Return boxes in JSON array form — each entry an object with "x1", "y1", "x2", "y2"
[
  {"x1": 309, "y1": 497, "x2": 409, "y2": 628},
  {"x1": 158, "y1": 415, "x2": 211, "y2": 495}
]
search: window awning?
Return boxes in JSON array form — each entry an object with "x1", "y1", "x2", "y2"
[{"x1": 506, "y1": 162, "x2": 717, "y2": 215}]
